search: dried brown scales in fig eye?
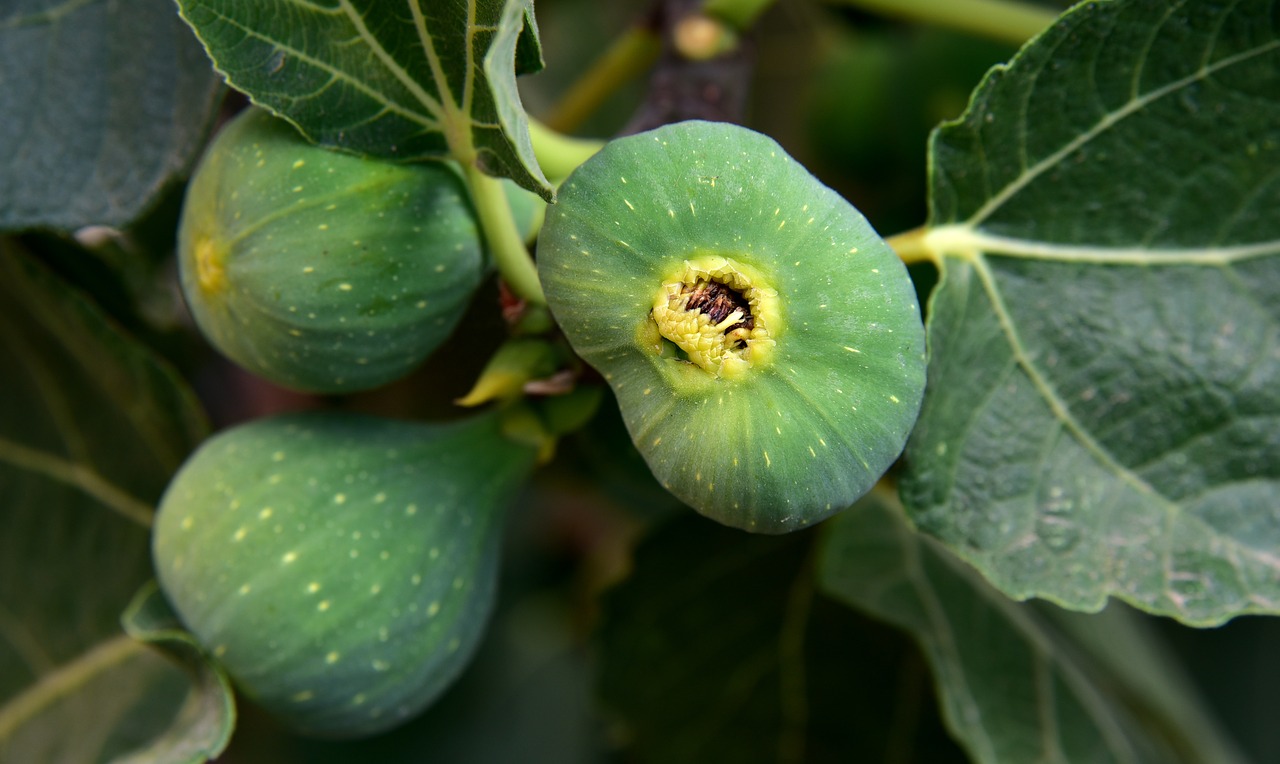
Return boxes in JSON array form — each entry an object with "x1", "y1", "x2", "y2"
[
  {"x1": 649, "y1": 256, "x2": 779, "y2": 380},
  {"x1": 679, "y1": 280, "x2": 755, "y2": 346}
]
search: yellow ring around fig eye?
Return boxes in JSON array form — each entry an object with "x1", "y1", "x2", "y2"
[{"x1": 647, "y1": 255, "x2": 779, "y2": 379}]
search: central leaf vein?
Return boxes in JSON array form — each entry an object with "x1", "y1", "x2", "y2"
[
  {"x1": 929, "y1": 226, "x2": 1280, "y2": 266},
  {"x1": 408, "y1": 0, "x2": 477, "y2": 162}
]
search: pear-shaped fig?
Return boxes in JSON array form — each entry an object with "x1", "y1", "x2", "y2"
[
  {"x1": 537, "y1": 121, "x2": 925, "y2": 533},
  {"x1": 151, "y1": 411, "x2": 537, "y2": 737},
  {"x1": 178, "y1": 107, "x2": 485, "y2": 393}
]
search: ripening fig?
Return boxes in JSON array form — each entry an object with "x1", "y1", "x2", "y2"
[
  {"x1": 537, "y1": 120, "x2": 926, "y2": 533},
  {"x1": 178, "y1": 107, "x2": 487, "y2": 393},
  {"x1": 151, "y1": 411, "x2": 537, "y2": 737}
]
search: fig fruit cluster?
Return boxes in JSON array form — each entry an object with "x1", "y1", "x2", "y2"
[{"x1": 152, "y1": 114, "x2": 925, "y2": 740}]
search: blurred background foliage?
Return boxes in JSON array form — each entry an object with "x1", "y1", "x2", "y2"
[{"x1": 19, "y1": 0, "x2": 1275, "y2": 760}]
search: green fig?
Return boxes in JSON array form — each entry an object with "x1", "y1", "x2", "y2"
[
  {"x1": 151, "y1": 411, "x2": 537, "y2": 737},
  {"x1": 537, "y1": 121, "x2": 926, "y2": 533},
  {"x1": 178, "y1": 107, "x2": 485, "y2": 393}
]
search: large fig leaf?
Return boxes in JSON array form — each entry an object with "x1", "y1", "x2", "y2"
[
  {"x1": 0, "y1": 0, "x2": 223, "y2": 232},
  {"x1": 905, "y1": 0, "x2": 1280, "y2": 624},
  {"x1": 820, "y1": 492, "x2": 1247, "y2": 764},
  {"x1": 0, "y1": 244, "x2": 232, "y2": 762},
  {"x1": 596, "y1": 514, "x2": 968, "y2": 763},
  {"x1": 175, "y1": 0, "x2": 552, "y2": 199}
]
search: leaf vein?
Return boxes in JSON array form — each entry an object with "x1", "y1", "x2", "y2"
[
  {"x1": 928, "y1": 226, "x2": 1280, "y2": 265},
  {"x1": 894, "y1": 516, "x2": 998, "y2": 761},
  {"x1": 205, "y1": 7, "x2": 441, "y2": 129},
  {"x1": 0, "y1": 634, "x2": 144, "y2": 743},
  {"x1": 0, "y1": 436, "x2": 154, "y2": 528},
  {"x1": 971, "y1": 257, "x2": 1173, "y2": 501},
  {"x1": 408, "y1": 0, "x2": 467, "y2": 158},
  {"x1": 970, "y1": 257, "x2": 1280, "y2": 616},
  {"x1": 337, "y1": 0, "x2": 444, "y2": 120},
  {"x1": 966, "y1": 35, "x2": 1280, "y2": 228}
]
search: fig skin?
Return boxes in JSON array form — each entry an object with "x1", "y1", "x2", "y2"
[
  {"x1": 178, "y1": 107, "x2": 485, "y2": 393},
  {"x1": 151, "y1": 411, "x2": 537, "y2": 738},
  {"x1": 537, "y1": 120, "x2": 926, "y2": 533}
]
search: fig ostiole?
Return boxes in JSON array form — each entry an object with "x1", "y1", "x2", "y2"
[
  {"x1": 151, "y1": 410, "x2": 537, "y2": 738},
  {"x1": 178, "y1": 107, "x2": 488, "y2": 393},
  {"x1": 537, "y1": 120, "x2": 926, "y2": 533}
]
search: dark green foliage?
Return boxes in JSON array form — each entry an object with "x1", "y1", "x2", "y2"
[{"x1": 903, "y1": 0, "x2": 1280, "y2": 624}]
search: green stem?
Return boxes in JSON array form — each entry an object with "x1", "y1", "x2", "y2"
[
  {"x1": 827, "y1": 0, "x2": 1058, "y2": 47},
  {"x1": 463, "y1": 164, "x2": 546, "y2": 306},
  {"x1": 886, "y1": 227, "x2": 939, "y2": 266},
  {"x1": 545, "y1": 26, "x2": 662, "y2": 133},
  {"x1": 527, "y1": 119, "x2": 604, "y2": 182}
]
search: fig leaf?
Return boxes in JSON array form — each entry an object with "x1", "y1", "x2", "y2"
[
  {"x1": 0, "y1": 0, "x2": 222, "y2": 232},
  {"x1": 175, "y1": 0, "x2": 552, "y2": 200},
  {"x1": 0, "y1": 245, "x2": 228, "y2": 762},
  {"x1": 906, "y1": 0, "x2": 1280, "y2": 625}
]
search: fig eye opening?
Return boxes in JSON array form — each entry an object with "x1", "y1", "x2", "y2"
[
  {"x1": 649, "y1": 256, "x2": 778, "y2": 379},
  {"x1": 681, "y1": 280, "x2": 755, "y2": 347}
]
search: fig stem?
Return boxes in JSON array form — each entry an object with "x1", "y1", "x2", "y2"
[
  {"x1": 827, "y1": 0, "x2": 1057, "y2": 47},
  {"x1": 463, "y1": 163, "x2": 547, "y2": 306},
  {"x1": 527, "y1": 119, "x2": 604, "y2": 182},
  {"x1": 544, "y1": 25, "x2": 662, "y2": 133},
  {"x1": 886, "y1": 227, "x2": 939, "y2": 266}
]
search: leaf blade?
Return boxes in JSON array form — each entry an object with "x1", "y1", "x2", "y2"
[
  {"x1": 0, "y1": 245, "x2": 231, "y2": 762},
  {"x1": 595, "y1": 514, "x2": 968, "y2": 763},
  {"x1": 908, "y1": 0, "x2": 1280, "y2": 624},
  {"x1": 819, "y1": 492, "x2": 1249, "y2": 764},
  {"x1": 176, "y1": 0, "x2": 552, "y2": 199},
  {"x1": 0, "y1": 0, "x2": 223, "y2": 231}
]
